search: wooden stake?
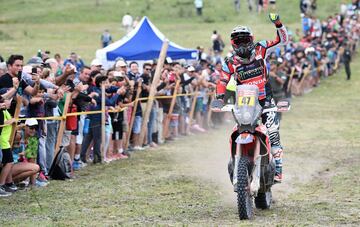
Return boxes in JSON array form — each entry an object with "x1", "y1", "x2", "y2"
[
  {"x1": 54, "y1": 92, "x2": 72, "y2": 156},
  {"x1": 124, "y1": 80, "x2": 143, "y2": 149},
  {"x1": 298, "y1": 67, "x2": 310, "y2": 95},
  {"x1": 187, "y1": 86, "x2": 199, "y2": 135},
  {"x1": 10, "y1": 95, "x2": 22, "y2": 147},
  {"x1": 162, "y1": 80, "x2": 180, "y2": 140},
  {"x1": 287, "y1": 67, "x2": 295, "y2": 93},
  {"x1": 206, "y1": 93, "x2": 214, "y2": 127},
  {"x1": 139, "y1": 40, "x2": 169, "y2": 144},
  {"x1": 101, "y1": 84, "x2": 106, "y2": 161}
]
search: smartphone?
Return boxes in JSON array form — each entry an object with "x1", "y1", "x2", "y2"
[{"x1": 31, "y1": 67, "x2": 37, "y2": 75}]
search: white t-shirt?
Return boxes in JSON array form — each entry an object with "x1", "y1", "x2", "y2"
[{"x1": 122, "y1": 15, "x2": 133, "y2": 27}]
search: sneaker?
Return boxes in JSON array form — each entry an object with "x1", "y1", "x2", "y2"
[
  {"x1": 72, "y1": 160, "x2": 81, "y2": 171},
  {"x1": 191, "y1": 124, "x2": 206, "y2": 133},
  {"x1": 113, "y1": 153, "x2": 129, "y2": 159},
  {"x1": 103, "y1": 158, "x2": 112, "y2": 163},
  {"x1": 274, "y1": 174, "x2": 282, "y2": 184},
  {"x1": 38, "y1": 171, "x2": 48, "y2": 182},
  {"x1": 78, "y1": 160, "x2": 87, "y2": 168},
  {"x1": 133, "y1": 146, "x2": 145, "y2": 151},
  {"x1": 4, "y1": 182, "x2": 18, "y2": 192},
  {"x1": 35, "y1": 179, "x2": 48, "y2": 187},
  {"x1": 0, "y1": 185, "x2": 12, "y2": 197},
  {"x1": 118, "y1": 153, "x2": 129, "y2": 159},
  {"x1": 150, "y1": 142, "x2": 158, "y2": 148},
  {"x1": 122, "y1": 150, "x2": 131, "y2": 157}
]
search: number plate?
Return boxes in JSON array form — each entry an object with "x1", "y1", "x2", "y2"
[{"x1": 238, "y1": 96, "x2": 255, "y2": 107}]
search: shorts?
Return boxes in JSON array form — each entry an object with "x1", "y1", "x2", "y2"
[
  {"x1": 112, "y1": 120, "x2": 123, "y2": 140},
  {"x1": 170, "y1": 114, "x2": 179, "y2": 128},
  {"x1": 71, "y1": 117, "x2": 79, "y2": 136},
  {"x1": 1, "y1": 148, "x2": 13, "y2": 164},
  {"x1": 195, "y1": 97, "x2": 204, "y2": 113},
  {"x1": 76, "y1": 115, "x2": 85, "y2": 145},
  {"x1": 132, "y1": 116, "x2": 142, "y2": 134}
]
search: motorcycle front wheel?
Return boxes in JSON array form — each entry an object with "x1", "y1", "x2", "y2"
[{"x1": 237, "y1": 157, "x2": 253, "y2": 220}]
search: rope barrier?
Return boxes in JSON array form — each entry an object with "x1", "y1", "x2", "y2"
[{"x1": 0, "y1": 91, "x2": 215, "y2": 128}]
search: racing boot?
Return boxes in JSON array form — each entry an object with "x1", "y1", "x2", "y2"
[{"x1": 271, "y1": 147, "x2": 283, "y2": 183}]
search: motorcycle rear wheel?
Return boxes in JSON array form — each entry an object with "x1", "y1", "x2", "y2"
[
  {"x1": 255, "y1": 190, "x2": 272, "y2": 209},
  {"x1": 237, "y1": 157, "x2": 253, "y2": 220}
]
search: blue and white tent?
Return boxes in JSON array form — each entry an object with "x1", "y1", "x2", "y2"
[{"x1": 96, "y1": 16, "x2": 198, "y2": 69}]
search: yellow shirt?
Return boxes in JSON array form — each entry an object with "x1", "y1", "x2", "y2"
[{"x1": 0, "y1": 110, "x2": 12, "y2": 149}]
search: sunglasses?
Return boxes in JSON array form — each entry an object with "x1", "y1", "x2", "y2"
[
  {"x1": 29, "y1": 126, "x2": 37, "y2": 130},
  {"x1": 144, "y1": 68, "x2": 152, "y2": 71}
]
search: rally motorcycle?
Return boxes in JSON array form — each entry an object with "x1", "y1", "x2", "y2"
[{"x1": 211, "y1": 85, "x2": 290, "y2": 220}]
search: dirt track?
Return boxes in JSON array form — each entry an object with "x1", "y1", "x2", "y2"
[{"x1": 168, "y1": 121, "x2": 327, "y2": 212}]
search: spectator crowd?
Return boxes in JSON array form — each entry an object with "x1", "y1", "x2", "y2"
[{"x1": 0, "y1": 2, "x2": 359, "y2": 197}]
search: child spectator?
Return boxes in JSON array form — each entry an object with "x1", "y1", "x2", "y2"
[{"x1": 0, "y1": 98, "x2": 16, "y2": 197}]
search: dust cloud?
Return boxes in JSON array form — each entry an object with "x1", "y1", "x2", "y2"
[
  {"x1": 167, "y1": 123, "x2": 325, "y2": 205},
  {"x1": 168, "y1": 124, "x2": 236, "y2": 205}
]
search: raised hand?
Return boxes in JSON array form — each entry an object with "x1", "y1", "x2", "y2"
[{"x1": 269, "y1": 13, "x2": 281, "y2": 26}]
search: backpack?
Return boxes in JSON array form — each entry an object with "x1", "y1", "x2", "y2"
[{"x1": 48, "y1": 147, "x2": 72, "y2": 180}]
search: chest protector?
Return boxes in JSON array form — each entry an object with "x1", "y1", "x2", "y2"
[{"x1": 233, "y1": 55, "x2": 267, "y2": 100}]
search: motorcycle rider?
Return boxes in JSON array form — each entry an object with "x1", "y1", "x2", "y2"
[{"x1": 216, "y1": 14, "x2": 288, "y2": 183}]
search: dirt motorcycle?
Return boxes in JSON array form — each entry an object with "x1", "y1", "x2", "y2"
[{"x1": 211, "y1": 85, "x2": 290, "y2": 220}]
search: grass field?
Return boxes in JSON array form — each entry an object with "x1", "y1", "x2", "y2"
[{"x1": 0, "y1": 0, "x2": 359, "y2": 225}]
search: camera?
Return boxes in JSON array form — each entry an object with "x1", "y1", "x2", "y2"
[{"x1": 114, "y1": 71, "x2": 125, "y2": 82}]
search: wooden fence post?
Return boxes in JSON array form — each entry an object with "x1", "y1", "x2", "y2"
[
  {"x1": 298, "y1": 68, "x2": 310, "y2": 95},
  {"x1": 206, "y1": 93, "x2": 215, "y2": 128},
  {"x1": 287, "y1": 67, "x2": 295, "y2": 94},
  {"x1": 162, "y1": 80, "x2": 180, "y2": 140},
  {"x1": 101, "y1": 84, "x2": 106, "y2": 160},
  {"x1": 54, "y1": 92, "x2": 72, "y2": 156},
  {"x1": 139, "y1": 40, "x2": 169, "y2": 145},
  {"x1": 186, "y1": 86, "x2": 199, "y2": 135},
  {"x1": 124, "y1": 80, "x2": 143, "y2": 150}
]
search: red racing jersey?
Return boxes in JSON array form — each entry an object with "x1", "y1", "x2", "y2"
[{"x1": 217, "y1": 24, "x2": 288, "y2": 100}]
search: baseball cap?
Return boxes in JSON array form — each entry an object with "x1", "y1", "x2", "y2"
[
  {"x1": 165, "y1": 57, "x2": 172, "y2": 64},
  {"x1": 25, "y1": 118, "x2": 38, "y2": 127},
  {"x1": 27, "y1": 57, "x2": 44, "y2": 66},
  {"x1": 45, "y1": 58, "x2": 57, "y2": 65},
  {"x1": 187, "y1": 66, "x2": 195, "y2": 72},
  {"x1": 90, "y1": 58, "x2": 102, "y2": 67},
  {"x1": 115, "y1": 60, "x2": 127, "y2": 68}
]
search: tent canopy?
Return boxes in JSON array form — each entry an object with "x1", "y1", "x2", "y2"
[{"x1": 96, "y1": 16, "x2": 198, "y2": 68}]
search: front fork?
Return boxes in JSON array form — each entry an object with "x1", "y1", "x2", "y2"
[{"x1": 233, "y1": 136, "x2": 261, "y2": 196}]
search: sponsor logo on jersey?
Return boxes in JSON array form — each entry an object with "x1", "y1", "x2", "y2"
[{"x1": 235, "y1": 59, "x2": 264, "y2": 81}]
